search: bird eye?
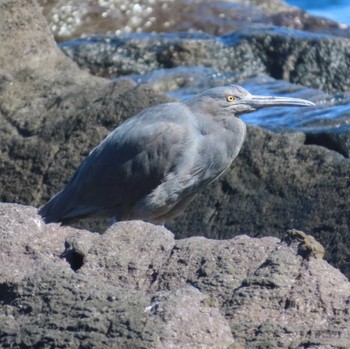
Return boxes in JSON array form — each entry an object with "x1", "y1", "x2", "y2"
[{"x1": 226, "y1": 95, "x2": 235, "y2": 102}]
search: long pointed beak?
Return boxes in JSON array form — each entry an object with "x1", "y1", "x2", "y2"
[{"x1": 245, "y1": 95, "x2": 315, "y2": 108}]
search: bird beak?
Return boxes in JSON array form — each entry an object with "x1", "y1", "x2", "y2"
[{"x1": 244, "y1": 95, "x2": 315, "y2": 109}]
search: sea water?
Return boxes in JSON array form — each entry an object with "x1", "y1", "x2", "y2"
[{"x1": 287, "y1": 0, "x2": 350, "y2": 25}]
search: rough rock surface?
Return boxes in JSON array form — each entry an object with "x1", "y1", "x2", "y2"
[
  {"x1": 1, "y1": 203, "x2": 350, "y2": 348},
  {"x1": 0, "y1": 0, "x2": 171, "y2": 206},
  {"x1": 61, "y1": 27, "x2": 350, "y2": 93}
]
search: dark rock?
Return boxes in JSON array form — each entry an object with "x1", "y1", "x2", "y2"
[
  {"x1": 0, "y1": 0, "x2": 171, "y2": 206},
  {"x1": 305, "y1": 130, "x2": 350, "y2": 159},
  {"x1": 60, "y1": 32, "x2": 253, "y2": 79},
  {"x1": 61, "y1": 26, "x2": 350, "y2": 93},
  {"x1": 1, "y1": 203, "x2": 350, "y2": 348},
  {"x1": 227, "y1": 26, "x2": 350, "y2": 93}
]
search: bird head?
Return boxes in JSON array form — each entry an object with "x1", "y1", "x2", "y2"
[{"x1": 187, "y1": 85, "x2": 314, "y2": 117}]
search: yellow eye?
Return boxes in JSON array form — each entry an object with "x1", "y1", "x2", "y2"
[{"x1": 226, "y1": 95, "x2": 235, "y2": 102}]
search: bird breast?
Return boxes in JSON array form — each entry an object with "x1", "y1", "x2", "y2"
[{"x1": 195, "y1": 115, "x2": 247, "y2": 179}]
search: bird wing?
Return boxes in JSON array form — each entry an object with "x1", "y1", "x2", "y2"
[{"x1": 49, "y1": 103, "x2": 197, "y2": 222}]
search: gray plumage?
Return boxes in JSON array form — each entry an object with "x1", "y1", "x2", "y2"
[{"x1": 39, "y1": 85, "x2": 314, "y2": 225}]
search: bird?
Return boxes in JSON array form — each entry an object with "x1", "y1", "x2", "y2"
[{"x1": 39, "y1": 85, "x2": 314, "y2": 225}]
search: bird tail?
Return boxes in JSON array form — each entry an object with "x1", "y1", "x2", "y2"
[
  {"x1": 39, "y1": 186, "x2": 100, "y2": 224},
  {"x1": 38, "y1": 190, "x2": 72, "y2": 224}
]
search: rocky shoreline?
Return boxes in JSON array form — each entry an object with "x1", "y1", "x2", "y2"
[{"x1": 1, "y1": 0, "x2": 350, "y2": 347}]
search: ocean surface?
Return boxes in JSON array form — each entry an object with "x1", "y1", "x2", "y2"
[{"x1": 287, "y1": 0, "x2": 350, "y2": 25}]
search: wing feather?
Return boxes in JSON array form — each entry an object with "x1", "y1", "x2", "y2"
[{"x1": 40, "y1": 103, "x2": 195, "y2": 222}]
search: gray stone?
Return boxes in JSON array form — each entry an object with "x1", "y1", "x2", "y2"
[
  {"x1": 305, "y1": 127, "x2": 350, "y2": 159},
  {"x1": 0, "y1": 0, "x2": 171, "y2": 206},
  {"x1": 0, "y1": 203, "x2": 234, "y2": 349},
  {"x1": 1, "y1": 203, "x2": 350, "y2": 348}
]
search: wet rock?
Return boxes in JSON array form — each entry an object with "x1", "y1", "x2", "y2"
[
  {"x1": 61, "y1": 26, "x2": 350, "y2": 93},
  {"x1": 228, "y1": 26, "x2": 350, "y2": 93},
  {"x1": 60, "y1": 32, "x2": 249, "y2": 79},
  {"x1": 38, "y1": 0, "x2": 350, "y2": 42},
  {"x1": 1, "y1": 203, "x2": 350, "y2": 348}
]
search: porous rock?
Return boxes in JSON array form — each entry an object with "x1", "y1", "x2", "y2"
[
  {"x1": 1, "y1": 203, "x2": 350, "y2": 348},
  {"x1": 0, "y1": 203, "x2": 234, "y2": 349},
  {"x1": 228, "y1": 26, "x2": 350, "y2": 93}
]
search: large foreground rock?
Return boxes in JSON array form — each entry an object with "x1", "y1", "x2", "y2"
[{"x1": 1, "y1": 203, "x2": 350, "y2": 348}]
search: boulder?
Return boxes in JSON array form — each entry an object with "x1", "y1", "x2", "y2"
[
  {"x1": 0, "y1": 0, "x2": 171, "y2": 206},
  {"x1": 1, "y1": 203, "x2": 350, "y2": 348},
  {"x1": 61, "y1": 26, "x2": 350, "y2": 93}
]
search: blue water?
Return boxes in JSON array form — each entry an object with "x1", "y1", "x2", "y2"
[{"x1": 286, "y1": 0, "x2": 350, "y2": 25}]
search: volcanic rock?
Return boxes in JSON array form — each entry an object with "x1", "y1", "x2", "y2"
[{"x1": 1, "y1": 203, "x2": 350, "y2": 348}]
